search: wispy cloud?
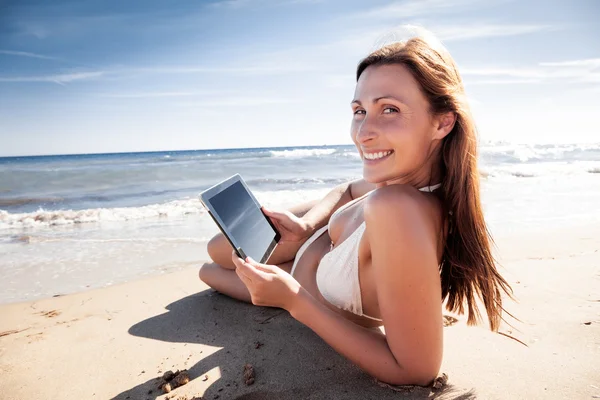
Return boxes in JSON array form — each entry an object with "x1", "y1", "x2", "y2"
[
  {"x1": 209, "y1": 0, "x2": 321, "y2": 7},
  {"x1": 345, "y1": 0, "x2": 478, "y2": 20},
  {"x1": 539, "y1": 58, "x2": 600, "y2": 68},
  {"x1": 436, "y1": 24, "x2": 554, "y2": 41},
  {"x1": 126, "y1": 64, "x2": 319, "y2": 75},
  {"x1": 465, "y1": 78, "x2": 542, "y2": 85},
  {"x1": 0, "y1": 71, "x2": 105, "y2": 84},
  {"x1": 282, "y1": 0, "x2": 323, "y2": 4},
  {"x1": 0, "y1": 60, "x2": 317, "y2": 85},
  {"x1": 463, "y1": 57, "x2": 600, "y2": 85},
  {"x1": 14, "y1": 21, "x2": 51, "y2": 39},
  {"x1": 0, "y1": 50, "x2": 58, "y2": 60},
  {"x1": 98, "y1": 91, "x2": 203, "y2": 98},
  {"x1": 208, "y1": 0, "x2": 252, "y2": 8},
  {"x1": 179, "y1": 96, "x2": 298, "y2": 107},
  {"x1": 462, "y1": 67, "x2": 545, "y2": 79}
]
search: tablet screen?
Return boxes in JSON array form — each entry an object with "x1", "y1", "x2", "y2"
[{"x1": 207, "y1": 180, "x2": 278, "y2": 262}]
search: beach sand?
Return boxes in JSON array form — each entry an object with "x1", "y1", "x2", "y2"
[{"x1": 1, "y1": 224, "x2": 599, "y2": 400}]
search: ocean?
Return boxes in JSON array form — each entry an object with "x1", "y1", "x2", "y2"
[{"x1": 1, "y1": 143, "x2": 600, "y2": 303}]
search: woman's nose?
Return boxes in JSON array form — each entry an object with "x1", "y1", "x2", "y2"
[{"x1": 355, "y1": 117, "x2": 378, "y2": 143}]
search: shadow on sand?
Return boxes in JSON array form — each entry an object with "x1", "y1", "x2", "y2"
[{"x1": 111, "y1": 289, "x2": 475, "y2": 400}]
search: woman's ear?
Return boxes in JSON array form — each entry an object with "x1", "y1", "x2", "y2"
[{"x1": 433, "y1": 112, "x2": 456, "y2": 140}]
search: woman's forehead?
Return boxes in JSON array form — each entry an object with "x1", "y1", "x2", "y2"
[{"x1": 354, "y1": 64, "x2": 423, "y2": 105}]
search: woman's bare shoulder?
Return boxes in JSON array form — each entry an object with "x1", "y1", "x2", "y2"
[
  {"x1": 363, "y1": 184, "x2": 442, "y2": 237},
  {"x1": 348, "y1": 178, "x2": 377, "y2": 199}
]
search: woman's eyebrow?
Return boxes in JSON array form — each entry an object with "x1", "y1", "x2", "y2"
[{"x1": 351, "y1": 95, "x2": 408, "y2": 105}]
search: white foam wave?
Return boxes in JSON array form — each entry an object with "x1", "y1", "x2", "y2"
[
  {"x1": 269, "y1": 148, "x2": 337, "y2": 158},
  {"x1": 480, "y1": 142, "x2": 600, "y2": 162},
  {"x1": 480, "y1": 160, "x2": 600, "y2": 179},
  {"x1": 343, "y1": 152, "x2": 361, "y2": 158},
  {"x1": 0, "y1": 188, "x2": 331, "y2": 232},
  {"x1": 11, "y1": 235, "x2": 209, "y2": 244},
  {"x1": 0, "y1": 198, "x2": 207, "y2": 231}
]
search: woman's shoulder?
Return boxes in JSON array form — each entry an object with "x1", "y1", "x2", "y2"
[
  {"x1": 349, "y1": 178, "x2": 377, "y2": 199},
  {"x1": 366, "y1": 184, "x2": 432, "y2": 209},
  {"x1": 363, "y1": 184, "x2": 442, "y2": 237}
]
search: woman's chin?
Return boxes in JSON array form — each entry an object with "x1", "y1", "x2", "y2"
[{"x1": 362, "y1": 171, "x2": 387, "y2": 185}]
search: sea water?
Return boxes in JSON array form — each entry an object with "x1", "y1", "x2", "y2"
[{"x1": 1, "y1": 143, "x2": 599, "y2": 303}]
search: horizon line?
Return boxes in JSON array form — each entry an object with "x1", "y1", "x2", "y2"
[{"x1": 0, "y1": 143, "x2": 356, "y2": 159}]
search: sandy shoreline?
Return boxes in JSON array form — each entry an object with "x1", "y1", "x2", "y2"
[{"x1": 1, "y1": 224, "x2": 599, "y2": 399}]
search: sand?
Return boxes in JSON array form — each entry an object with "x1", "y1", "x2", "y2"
[{"x1": 1, "y1": 224, "x2": 599, "y2": 400}]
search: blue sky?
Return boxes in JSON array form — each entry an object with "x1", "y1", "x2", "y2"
[{"x1": 1, "y1": 0, "x2": 599, "y2": 156}]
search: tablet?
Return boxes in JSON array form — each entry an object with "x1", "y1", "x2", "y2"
[{"x1": 200, "y1": 174, "x2": 281, "y2": 264}]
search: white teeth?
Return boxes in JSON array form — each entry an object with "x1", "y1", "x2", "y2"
[{"x1": 364, "y1": 151, "x2": 392, "y2": 160}]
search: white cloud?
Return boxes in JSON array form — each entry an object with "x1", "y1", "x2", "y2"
[
  {"x1": 0, "y1": 60, "x2": 318, "y2": 86},
  {"x1": 0, "y1": 71, "x2": 105, "y2": 84},
  {"x1": 178, "y1": 96, "x2": 298, "y2": 107},
  {"x1": 282, "y1": 0, "x2": 323, "y2": 4},
  {"x1": 540, "y1": 58, "x2": 600, "y2": 68},
  {"x1": 436, "y1": 24, "x2": 553, "y2": 41},
  {"x1": 126, "y1": 64, "x2": 319, "y2": 75},
  {"x1": 14, "y1": 21, "x2": 50, "y2": 39},
  {"x1": 344, "y1": 0, "x2": 479, "y2": 20},
  {"x1": 97, "y1": 92, "x2": 204, "y2": 98},
  {"x1": 465, "y1": 78, "x2": 542, "y2": 85},
  {"x1": 209, "y1": 0, "x2": 321, "y2": 7},
  {"x1": 461, "y1": 67, "x2": 546, "y2": 78},
  {"x1": 208, "y1": 0, "x2": 252, "y2": 8},
  {"x1": 0, "y1": 50, "x2": 58, "y2": 60},
  {"x1": 461, "y1": 57, "x2": 600, "y2": 85}
]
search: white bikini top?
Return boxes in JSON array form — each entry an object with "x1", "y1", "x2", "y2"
[{"x1": 312, "y1": 183, "x2": 442, "y2": 321}]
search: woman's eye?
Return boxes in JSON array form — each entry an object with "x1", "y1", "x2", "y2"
[
  {"x1": 383, "y1": 107, "x2": 399, "y2": 114},
  {"x1": 353, "y1": 109, "x2": 365, "y2": 115}
]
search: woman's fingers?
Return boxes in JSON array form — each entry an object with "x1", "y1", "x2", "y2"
[
  {"x1": 263, "y1": 207, "x2": 290, "y2": 221},
  {"x1": 235, "y1": 266, "x2": 252, "y2": 286},
  {"x1": 232, "y1": 251, "x2": 264, "y2": 280},
  {"x1": 246, "y1": 257, "x2": 276, "y2": 274}
]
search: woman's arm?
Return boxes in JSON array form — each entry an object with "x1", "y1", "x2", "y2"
[
  {"x1": 300, "y1": 181, "x2": 353, "y2": 233},
  {"x1": 289, "y1": 185, "x2": 443, "y2": 386},
  {"x1": 207, "y1": 199, "x2": 317, "y2": 268},
  {"x1": 207, "y1": 179, "x2": 375, "y2": 267}
]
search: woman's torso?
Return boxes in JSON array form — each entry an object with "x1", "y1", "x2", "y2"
[
  {"x1": 290, "y1": 191, "x2": 382, "y2": 328},
  {"x1": 290, "y1": 185, "x2": 444, "y2": 329}
]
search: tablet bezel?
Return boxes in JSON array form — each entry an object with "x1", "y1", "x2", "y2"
[{"x1": 200, "y1": 174, "x2": 280, "y2": 264}]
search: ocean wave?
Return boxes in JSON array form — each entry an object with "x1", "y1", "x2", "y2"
[
  {"x1": 247, "y1": 177, "x2": 352, "y2": 186},
  {"x1": 0, "y1": 198, "x2": 207, "y2": 230},
  {"x1": 480, "y1": 143, "x2": 600, "y2": 163},
  {"x1": 269, "y1": 148, "x2": 337, "y2": 158},
  {"x1": 480, "y1": 160, "x2": 600, "y2": 178},
  {"x1": 10, "y1": 235, "x2": 208, "y2": 244},
  {"x1": 0, "y1": 196, "x2": 65, "y2": 208},
  {"x1": 0, "y1": 188, "x2": 332, "y2": 232}
]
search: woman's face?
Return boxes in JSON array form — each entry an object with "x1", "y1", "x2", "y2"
[{"x1": 351, "y1": 63, "x2": 442, "y2": 188}]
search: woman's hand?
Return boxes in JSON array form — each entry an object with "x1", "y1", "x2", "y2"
[
  {"x1": 262, "y1": 206, "x2": 313, "y2": 244},
  {"x1": 232, "y1": 250, "x2": 302, "y2": 312}
]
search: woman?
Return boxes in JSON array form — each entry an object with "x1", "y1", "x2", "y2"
[{"x1": 199, "y1": 34, "x2": 512, "y2": 386}]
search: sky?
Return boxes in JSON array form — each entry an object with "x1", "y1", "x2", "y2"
[{"x1": 0, "y1": 0, "x2": 599, "y2": 157}]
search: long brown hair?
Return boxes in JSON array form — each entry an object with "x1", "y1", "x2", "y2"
[{"x1": 356, "y1": 36, "x2": 513, "y2": 331}]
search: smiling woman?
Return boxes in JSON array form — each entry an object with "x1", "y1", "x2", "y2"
[{"x1": 199, "y1": 29, "x2": 513, "y2": 387}]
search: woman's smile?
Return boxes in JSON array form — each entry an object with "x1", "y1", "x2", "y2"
[{"x1": 362, "y1": 149, "x2": 394, "y2": 164}]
